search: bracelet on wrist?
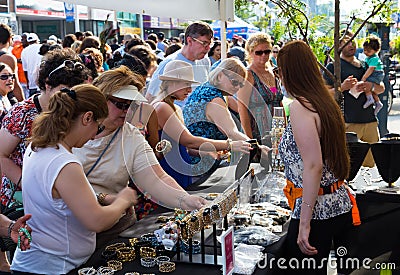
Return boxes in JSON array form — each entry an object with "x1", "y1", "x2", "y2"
[
  {"x1": 226, "y1": 138, "x2": 232, "y2": 152},
  {"x1": 7, "y1": 220, "x2": 16, "y2": 238}
]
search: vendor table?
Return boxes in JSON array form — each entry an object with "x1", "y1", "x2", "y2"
[{"x1": 71, "y1": 165, "x2": 400, "y2": 275}]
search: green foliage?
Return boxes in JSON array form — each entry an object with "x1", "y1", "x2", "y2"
[{"x1": 270, "y1": 21, "x2": 285, "y2": 42}]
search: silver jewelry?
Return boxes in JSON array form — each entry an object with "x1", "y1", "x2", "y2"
[
  {"x1": 141, "y1": 257, "x2": 156, "y2": 268},
  {"x1": 155, "y1": 139, "x2": 172, "y2": 154}
]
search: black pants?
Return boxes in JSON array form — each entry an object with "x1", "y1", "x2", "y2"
[{"x1": 282, "y1": 211, "x2": 353, "y2": 275}]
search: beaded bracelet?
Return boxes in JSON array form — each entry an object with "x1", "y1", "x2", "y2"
[
  {"x1": 159, "y1": 261, "x2": 176, "y2": 273},
  {"x1": 140, "y1": 233, "x2": 159, "y2": 246},
  {"x1": 97, "y1": 266, "x2": 115, "y2": 275},
  {"x1": 141, "y1": 257, "x2": 156, "y2": 268},
  {"x1": 156, "y1": 255, "x2": 171, "y2": 265},
  {"x1": 101, "y1": 250, "x2": 117, "y2": 262},
  {"x1": 78, "y1": 267, "x2": 97, "y2": 275},
  {"x1": 128, "y1": 237, "x2": 138, "y2": 247},
  {"x1": 140, "y1": 246, "x2": 156, "y2": 258},
  {"x1": 105, "y1": 242, "x2": 126, "y2": 252},
  {"x1": 117, "y1": 247, "x2": 136, "y2": 262},
  {"x1": 17, "y1": 227, "x2": 32, "y2": 249},
  {"x1": 107, "y1": 260, "x2": 122, "y2": 271}
]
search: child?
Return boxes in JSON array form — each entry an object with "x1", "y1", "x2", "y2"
[{"x1": 361, "y1": 35, "x2": 384, "y2": 115}]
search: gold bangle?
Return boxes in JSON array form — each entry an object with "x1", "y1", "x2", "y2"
[
  {"x1": 107, "y1": 259, "x2": 122, "y2": 270},
  {"x1": 129, "y1": 237, "x2": 138, "y2": 247},
  {"x1": 159, "y1": 261, "x2": 176, "y2": 273},
  {"x1": 117, "y1": 247, "x2": 136, "y2": 262},
  {"x1": 105, "y1": 242, "x2": 126, "y2": 252},
  {"x1": 140, "y1": 246, "x2": 156, "y2": 258}
]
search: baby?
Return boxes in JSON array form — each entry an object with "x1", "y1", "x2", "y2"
[{"x1": 361, "y1": 35, "x2": 384, "y2": 116}]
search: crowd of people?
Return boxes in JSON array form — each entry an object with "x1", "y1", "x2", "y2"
[{"x1": 0, "y1": 18, "x2": 386, "y2": 274}]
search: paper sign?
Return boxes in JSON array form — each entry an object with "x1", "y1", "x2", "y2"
[{"x1": 221, "y1": 226, "x2": 234, "y2": 275}]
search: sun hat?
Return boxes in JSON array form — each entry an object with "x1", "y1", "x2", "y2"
[
  {"x1": 112, "y1": 85, "x2": 147, "y2": 101},
  {"x1": 158, "y1": 60, "x2": 200, "y2": 83}
]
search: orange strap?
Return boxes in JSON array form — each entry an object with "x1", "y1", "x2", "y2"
[{"x1": 283, "y1": 179, "x2": 361, "y2": 226}]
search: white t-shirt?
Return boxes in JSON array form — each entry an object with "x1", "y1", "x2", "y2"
[
  {"x1": 73, "y1": 123, "x2": 159, "y2": 195},
  {"x1": 12, "y1": 144, "x2": 96, "y2": 274},
  {"x1": 21, "y1": 43, "x2": 42, "y2": 90}
]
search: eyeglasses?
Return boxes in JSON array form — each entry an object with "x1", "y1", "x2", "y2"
[
  {"x1": 191, "y1": 37, "x2": 214, "y2": 48},
  {"x1": 96, "y1": 124, "x2": 105, "y2": 135},
  {"x1": 48, "y1": 60, "x2": 84, "y2": 78},
  {"x1": 254, "y1": 49, "x2": 272, "y2": 56},
  {"x1": 273, "y1": 51, "x2": 279, "y2": 53},
  {"x1": 224, "y1": 73, "x2": 244, "y2": 88},
  {"x1": 0, "y1": 74, "x2": 15, "y2": 81},
  {"x1": 108, "y1": 98, "x2": 131, "y2": 111}
]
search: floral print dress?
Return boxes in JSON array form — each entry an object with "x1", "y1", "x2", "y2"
[{"x1": 278, "y1": 121, "x2": 352, "y2": 220}]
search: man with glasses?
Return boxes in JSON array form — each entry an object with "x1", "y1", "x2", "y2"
[{"x1": 146, "y1": 21, "x2": 213, "y2": 105}]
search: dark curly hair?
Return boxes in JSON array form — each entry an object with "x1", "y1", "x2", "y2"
[{"x1": 38, "y1": 48, "x2": 91, "y2": 91}]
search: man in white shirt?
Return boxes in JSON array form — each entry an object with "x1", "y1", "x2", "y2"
[
  {"x1": 21, "y1": 33, "x2": 42, "y2": 96},
  {"x1": 146, "y1": 22, "x2": 213, "y2": 106}
]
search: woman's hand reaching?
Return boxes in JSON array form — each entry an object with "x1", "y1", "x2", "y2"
[{"x1": 231, "y1": 140, "x2": 252, "y2": 154}]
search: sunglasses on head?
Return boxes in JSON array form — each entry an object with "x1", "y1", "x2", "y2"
[
  {"x1": 108, "y1": 98, "x2": 131, "y2": 111},
  {"x1": 48, "y1": 60, "x2": 84, "y2": 78},
  {"x1": 254, "y1": 49, "x2": 272, "y2": 56},
  {"x1": 0, "y1": 74, "x2": 15, "y2": 81}
]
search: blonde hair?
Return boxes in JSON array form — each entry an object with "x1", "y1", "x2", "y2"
[
  {"x1": 92, "y1": 65, "x2": 144, "y2": 98},
  {"x1": 29, "y1": 84, "x2": 108, "y2": 150},
  {"x1": 209, "y1": 58, "x2": 247, "y2": 87},
  {"x1": 245, "y1": 33, "x2": 272, "y2": 62}
]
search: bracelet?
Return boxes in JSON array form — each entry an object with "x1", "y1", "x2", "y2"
[
  {"x1": 107, "y1": 260, "x2": 122, "y2": 271},
  {"x1": 177, "y1": 193, "x2": 188, "y2": 209},
  {"x1": 156, "y1": 256, "x2": 171, "y2": 265},
  {"x1": 97, "y1": 266, "x2": 115, "y2": 275},
  {"x1": 140, "y1": 233, "x2": 159, "y2": 246},
  {"x1": 141, "y1": 257, "x2": 156, "y2": 268},
  {"x1": 78, "y1": 267, "x2": 97, "y2": 275},
  {"x1": 97, "y1": 193, "x2": 108, "y2": 206},
  {"x1": 117, "y1": 247, "x2": 136, "y2": 262},
  {"x1": 155, "y1": 139, "x2": 172, "y2": 154},
  {"x1": 226, "y1": 138, "x2": 232, "y2": 151},
  {"x1": 17, "y1": 227, "x2": 32, "y2": 249},
  {"x1": 302, "y1": 201, "x2": 313, "y2": 209},
  {"x1": 129, "y1": 237, "x2": 138, "y2": 247},
  {"x1": 101, "y1": 250, "x2": 117, "y2": 262},
  {"x1": 140, "y1": 246, "x2": 156, "y2": 258},
  {"x1": 7, "y1": 220, "x2": 15, "y2": 238},
  {"x1": 125, "y1": 273, "x2": 140, "y2": 275},
  {"x1": 159, "y1": 261, "x2": 176, "y2": 273},
  {"x1": 105, "y1": 242, "x2": 126, "y2": 252}
]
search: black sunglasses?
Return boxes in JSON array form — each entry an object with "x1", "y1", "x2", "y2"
[
  {"x1": 108, "y1": 98, "x2": 131, "y2": 111},
  {"x1": 273, "y1": 51, "x2": 279, "y2": 53},
  {"x1": 0, "y1": 74, "x2": 15, "y2": 81},
  {"x1": 254, "y1": 49, "x2": 272, "y2": 56},
  {"x1": 96, "y1": 124, "x2": 105, "y2": 135}
]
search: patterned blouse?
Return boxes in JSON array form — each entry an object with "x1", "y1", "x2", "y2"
[
  {"x1": 278, "y1": 121, "x2": 352, "y2": 220},
  {"x1": 183, "y1": 82, "x2": 226, "y2": 175},
  {"x1": 1, "y1": 97, "x2": 39, "y2": 206}
]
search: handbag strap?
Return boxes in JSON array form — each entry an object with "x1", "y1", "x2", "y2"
[{"x1": 86, "y1": 127, "x2": 121, "y2": 177}]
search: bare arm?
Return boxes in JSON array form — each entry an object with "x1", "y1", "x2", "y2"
[
  {"x1": 237, "y1": 74, "x2": 254, "y2": 138},
  {"x1": 54, "y1": 162, "x2": 137, "y2": 233},
  {"x1": 361, "y1": 66, "x2": 375, "y2": 82},
  {"x1": 326, "y1": 75, "x2": 358, "y2": 97},
  {"x1": 0, "y1": 129, "x2": 22, "y2": 184},
  {"x1": 155, "y1": 102, "x2": 249, "y2": 153},
  {"x1": 135, "y1": 164, "x2": 207, "y2": 210},
  {"x1": 291, "y1": 100, "x2": 323, "y2": 256},
  {"x1": 143, "y1": 103, "x2": 160, "y2": 149},
  {"x1": 206, "y1": 97, "x2": 249, "y2": 141}
]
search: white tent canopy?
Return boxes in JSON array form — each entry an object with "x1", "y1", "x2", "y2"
[{"x1": 57, "y1": 0, "x2": 234, "y2": 21}]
